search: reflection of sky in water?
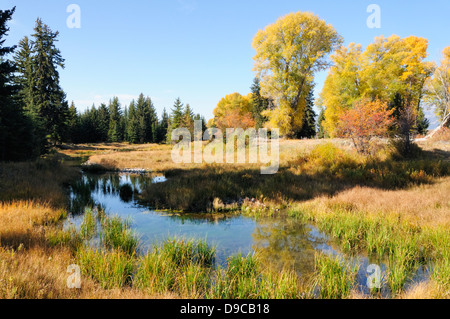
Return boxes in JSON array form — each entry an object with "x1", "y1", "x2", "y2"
[
  {"x1": 68, "y1": 173, "x2": 331, "y2": 268},
  {"x1": 68, "y1": 172, "x2": 431, "y2": 297}
]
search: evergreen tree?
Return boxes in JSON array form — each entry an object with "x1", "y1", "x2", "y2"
[
  {"x1": 416, "y1": 105, "x2": 429, "y2": 136},
  {"x1": 31, "y1": 18, "x2": 68, "y2": 146},
  {"x1": 317, "y1": 109, "x2": 326, "y2": 139},
  {"x1": 127, "y1": 100, "x2": 139, "y2": 144},
  {"x1": 14, "y1": 36, "x2": 34, "y2": 112},
  {"x1": 97, "y1": 103, "x2": 110, "y2": 142},
  {"x1": 108, "y1": 97, "x2": 123, "y2": 142},
  {"x1": 183, "y1": 103, "x2": 195, "y2": 140},
  {"x1": 250, "y1": 78, "x2": 269, "y2": 129},
  {"x1": 296, "y1": 87, "x2": 317, "y2": 138},
  {"x1": 66, "y1": 101, "x2": 79, "y2": 143},
  {"x1": 0, "y1": 7, "x2": 36, "y2": 160},
  {"x1": 167, "y1": 97, "x2": 185, "y2": 143},
  {"x1": 157, "y1": 108, "x2": 169, "y2": 144}
]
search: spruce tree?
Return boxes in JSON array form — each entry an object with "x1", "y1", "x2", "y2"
[
  {"x1": 250, "y1": 78, "x2": 269, "y2": 129},
  {"x1": 127, "y1": 100, "x2": 139, "y2": 144},
  {"x1": 108, "y1": 97, "x2": 123, "y2": 142},
  {"x1": 157, "y1": 108, "x2": 169, "y2": 144},
  {"x1": 296, "y1": 87, "x2": 317, "y2": 139},
  {"x1": 416, "y1": 105, "x2": 429, "y2": 136},
  {"x1": 14, "y1": 36, "x2": 34, "y2": 112},
  {"x1": 31, "y1": 18, "x2": 68, "y2": 146},
  {"x1": 144, "y1": 96, "x2": 157, "y2": 143},
  {"x1": 66, "y1": 101, "x2": 79, "y2": 143},
  {"x1": 97, "y1": 103, "x2": 110, "y2": 142},
  {"x1": 317, "y1": 109, "x2": 326, "y2": 139},
  {"x1": 183, "y1": 103, "x2": 195, "y2": 139},
  {"x1": 166, "y1": 98, "x2": 184, "y2": 143},
  {"x1": 0, "y1": 7, "x2": 36, "y2": 160}
]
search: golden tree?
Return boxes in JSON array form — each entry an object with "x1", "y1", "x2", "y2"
[
  {"x1": 252, "y1": 12, "x2": 342, "y2": 137},
  {"x1": 322, "y1": 35, "x2": 434, "y2": 137}
]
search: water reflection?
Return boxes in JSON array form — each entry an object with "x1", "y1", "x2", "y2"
[
  {"x1": 67, "y1": 172, "x2": 431, "y2": 297},
  {"x1": 68, "y1": 172, "x2": 332, "y2": 270},
  {"x1": 252, "y1": 218, "x2": 331, "y2": 276}
]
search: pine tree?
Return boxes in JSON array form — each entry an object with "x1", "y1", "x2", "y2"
[
  {"x1": 66, "y1": 101, "x2": 79, "y2": 143},
  {"x1": 157, "y1": 108, "x2": 169, "y2": 144},
  {"x1": 144, "y1": 96, "x2": 157, "y2": 143},
  {"x1": 108, "y1": 97, "x2": 123, "y2": 142},
  {"x1": 317, "y1": 109, "x2": 326, "y2": 139},
  {"x1": 0, "y1": 7, "x2": 36, "y2": 160},
  {"x1": 127, "y1": 100, "x2": 139, "y2": 144},
  {"x1": 183, "y1": 103, "x2": 195, "y2": 140},
  {"x1": 250, "y1": 78, "x2": 269, "y2": 129},
  {"x1": 97, "y1": 103, "x2": 110, "y2": 142},
  {"x1": 167, "y1": 98, "x2": 185, "y2": 143},
  {"x1": 14, "y1": 36, "x2": 34, "y2": 112},
  {"x1": 31, "y1": 18, "x2": 68, "y2": 146},
  {"x1": 296, "y1": 87, "x2": 317, "y2": 138},
  {"x1": 416, "y1": 106, "x2": 429, "y2": 136}
]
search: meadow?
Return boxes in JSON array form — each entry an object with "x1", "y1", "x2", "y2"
[{"x1": 0, "y1": 136, "x2": 449, "y2": 299}]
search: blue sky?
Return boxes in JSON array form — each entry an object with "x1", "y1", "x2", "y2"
[{"x1": 2, "y1": 0, "x2": 449, "y2": 127}]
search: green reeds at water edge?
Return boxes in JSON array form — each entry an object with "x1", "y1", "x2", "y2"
[
  {"x1": 207, "y1": 253, "x2": 304, "y2": 299},
  {"x1": 71, "y1": 210, "x2": 306, "y2": 298},
  {"x1": 134, "y1": 238, "x2": 215, "y2": 298},
  {"x1": 313, "y1": 253, "x2": 359, "y2": 299},
  {"x1": 76, "y1": 247, "x2": 135, "y2": 289}
]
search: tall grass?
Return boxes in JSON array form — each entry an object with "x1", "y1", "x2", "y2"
[
  {"x1": 79, "y1": 208, "x2": 97, "y2": 240},
  {"x1": 76, "y1": 246, "x2": 135, "y2": 289},
  {"x1": 100, "y1": 215, "x2": 139, "y2": 255},
  {"x1": 207, "y1": 253, "x2": 303, "y2": 299},
  {"x1": 134, "y1": 238, "x2": 214, "y2": 297},
  {"x1": 313, "y1": 253, "x2": 358, "y2": 299}
]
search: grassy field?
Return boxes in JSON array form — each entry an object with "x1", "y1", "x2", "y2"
[{"x1": 1, "y1": 137, "x2": 449, "y2": 299}]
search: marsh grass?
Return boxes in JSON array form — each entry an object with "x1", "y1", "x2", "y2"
[
  {"x1": 207, "y1": 253, "x2": 303, "y2": 299},
  {"x1": 313, "y1": 253, "x2": 359, "y2": 299},
  {"x1": 76, "y1": 246, "x2": 135, "y2": 289},
  {"x1": 100, "y1": 215, "x2": 140, "y2": 255},
  {"x1": 79, "y1": 209, "x2": 97, "y2": 240},
  {"x1": 134, "y1": 238, "x2": 215, "y2": 297}
]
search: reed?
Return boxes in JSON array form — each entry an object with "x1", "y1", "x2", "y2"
[
  {"x1": 75, "y1": 246, "x2": 135, "y2": 289},
  {"x1": 100, "y1": 215, "x2": 139, "y2": 255},
  {"x1": 207, "y1": 253, "x2": 303, "y2": 299},
  {"x1": 313, "y1": 253, "x2": 358, "y2": 299}
]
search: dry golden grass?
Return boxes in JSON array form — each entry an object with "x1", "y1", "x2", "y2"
[
  {"x1": 0, "y1": 160, "x2": 79, "y2": 207},
  {"x1": 0, "y1": 245, "x2": 177, "y2": 299},
  {"x1": 77, "y1": 139, "x2": 355, "y2": 173},
  {"x1": 0, "y1": 161, "x2": 170, "y2": 299},
  {"x1": 302, "y1": 177, "x2": 450, "y2": 229},
  {"x1": 0, "y1": 201, "x2": 65, "y2": 249}
]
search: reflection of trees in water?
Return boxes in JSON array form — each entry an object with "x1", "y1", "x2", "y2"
[
  {"x1": 252, "y1": 218, "x2": 327, "y2": 277},
  {"x1": 167, "y1": 213, "x2": 236, "y2": 225},
  {"x1": 69, "y1": 173, "x2": 153, "y2": 214}
]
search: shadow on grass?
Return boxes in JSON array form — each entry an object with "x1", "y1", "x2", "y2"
[{"x1": 139, "y1": 148, "x2": 449, "y2": 213}]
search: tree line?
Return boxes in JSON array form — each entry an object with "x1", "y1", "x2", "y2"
[{"x1": 0, "y1": 8, "x2": 207, "y2": 161}]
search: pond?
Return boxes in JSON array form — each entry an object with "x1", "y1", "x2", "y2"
[{"x1": 67, "y1": 172, "x2": 430, "y2": 297}]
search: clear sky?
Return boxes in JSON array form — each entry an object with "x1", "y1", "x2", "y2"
[{"x1": 2, "y1": 0, "x2": 449, "y2": 127}]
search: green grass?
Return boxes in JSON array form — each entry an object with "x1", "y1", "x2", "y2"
[
  {"x1": 313, "y1": 253, "x2": 358, "y2": 299},
  {"x1": 134, "y1": 238, "x2": 215, "y2": 297},
  {"x1": 100, "y1": 214, "x2": 139, "y2": 255},
  {"x1": 76, "y1": 246, "x2": 135, "y2": 289},
  {"x1": 79, "y1": 208, "x2": 97, "y2": 240},
  {"x1": 207, "y1": 253, "x2": 303, "y2": 299}
]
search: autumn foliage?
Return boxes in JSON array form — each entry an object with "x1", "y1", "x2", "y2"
[
  {"x1": 337, "y1": 99, "x2": 394, "y2": 154},
  {"x1": 210, "y1": 93, "x2": 255, "y2": 131}
]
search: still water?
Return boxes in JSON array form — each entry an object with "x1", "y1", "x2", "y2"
[{"x1": 68, "y1": 172, "x2": 430, "y2": 296}]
